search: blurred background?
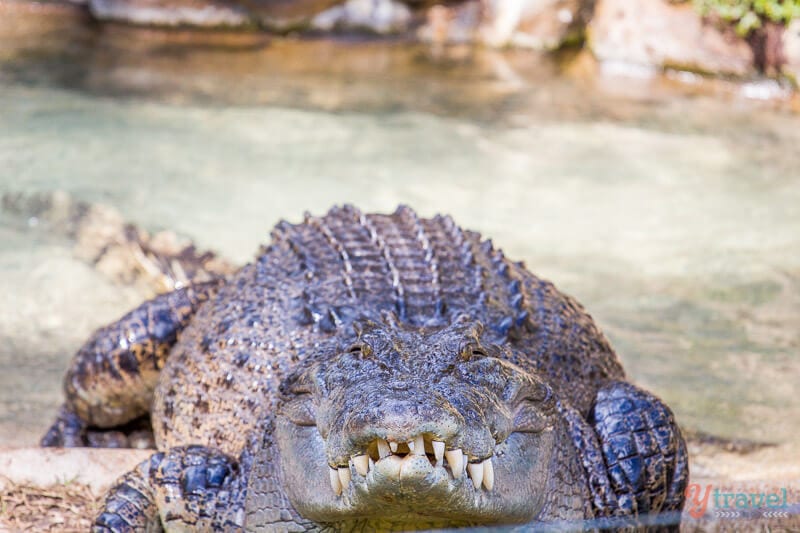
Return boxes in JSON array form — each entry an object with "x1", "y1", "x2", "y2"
[{"x1": 1, "y1": 0, "x2": 799, "y2": 499}]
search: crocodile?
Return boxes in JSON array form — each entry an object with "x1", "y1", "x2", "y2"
[{"x1": 42, "y1": 205, "x2": 688, "y2": 531}]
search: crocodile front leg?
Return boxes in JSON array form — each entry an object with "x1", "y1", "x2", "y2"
[
  {"x1": 42, "y1": 281, "x2": 221, "y2": 447},
  {"x1": 94, "y1": 445, "x2": 245, "y2": 532},
  {"x1": 558, "y1": 381, "x2": 687, "y2": 530},
  {"x1": 588, "y1": 381, "x2": 688, "y2": 529},
  {"x1": 95, "y1": 417, "x2": 313, "y2": 532}
]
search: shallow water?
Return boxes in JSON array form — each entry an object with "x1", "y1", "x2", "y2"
[{"x1": 1, "y1": 1, "x2": 799, "y2": 456}]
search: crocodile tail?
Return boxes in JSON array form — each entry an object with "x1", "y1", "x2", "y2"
[{"x1": 2, "y1": 190, "x2": 235, "y2": 295}]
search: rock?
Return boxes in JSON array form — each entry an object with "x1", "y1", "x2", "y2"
[
  {"x1": 588, "y1": 0, "x2": 755, "y2": 77},
  {"x1": 480, "y1": 0, "x2": 587, "y2": 50},
  {"x1": 89, "y1": 0, "x2": 255, "y2": 27},
  {"x1": 417, "y1": 1, "x2": 481, "y2": 45},
  {"x1": 245, "y1": 0, "x2": 345, "y2": 32},
  {"x1": 418, "y1": 0, "x2": 587, "y2": 49},
  {"x1": 311, "y1": 0, "x2": 411, "y2": 35},
  {"x1": 88, "y1": 0, "x2": 346, "y2": 30},
  {"x1": 783, "y1": 19, "x2": 800, "y2": 85}
]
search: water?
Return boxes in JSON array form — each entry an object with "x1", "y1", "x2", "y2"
[{"x1": 1, "y1": 1, "x2": 799, "y2": 459}]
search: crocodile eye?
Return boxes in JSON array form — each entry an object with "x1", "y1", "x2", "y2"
[
  {"x1": 460, "y1": 343, "x2": 486, "y2": 361},
  {"x1": 347, "y1": 343, "x2": 373, "y2": 357}
]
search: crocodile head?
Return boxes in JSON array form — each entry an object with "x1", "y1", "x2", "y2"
[{"x1": 274, "y1": 314, "x2": 561, "y2": 528}]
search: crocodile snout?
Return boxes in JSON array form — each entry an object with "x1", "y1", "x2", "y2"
[
  {"x1": 323, "y1": 395, "x2": 499, "y2": 496},
  {"x1": 341, "y1": 397, "x2": 463, "y2": 449}
]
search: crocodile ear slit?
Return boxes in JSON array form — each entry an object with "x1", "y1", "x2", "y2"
[{"x1": 346, "y1": 343, "x2": 373, "y2": 357}]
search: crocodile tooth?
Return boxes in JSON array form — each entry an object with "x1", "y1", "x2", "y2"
[
  {"x1": 445, "y1": 448, "x2": 463, "y2": 479},
  {"x1": 389, "y1": 441, "x2": 398, "y2": 453},
  {"x1": 329, "y1": 467, "x2": 342, "y2": 495},
  {"x1": 338, "y1": 467, "x2": 351, "y2": 491},
  {"x1": 377, "y1": 438, "x2": 391, "y2": 458},
  {"x1": 407, "y1": 439, "x2": 415, "y2": 453},
  {"x1": 432, "y1": 441, "x2": 445, "y2": 464},
  {"x1": 482, "y1": 458, "x2": 494, "y2": 491},
  {"x1": 352, "y1": 454, "x2": 369, "y2": 476},
  {"x1": 467, "y1": 461, "x2": 484, "y2": 489},
  {"x1": 412, "y1": 435, "x2": 425, "y2": 456}
]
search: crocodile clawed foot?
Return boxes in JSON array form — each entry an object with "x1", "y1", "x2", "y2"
[
  {"x1": 94, "y1": 446, "x2": 245, "y2": 532},
  {"x1": 41, "y1": 405, "x2": 88, "y2": 447}
]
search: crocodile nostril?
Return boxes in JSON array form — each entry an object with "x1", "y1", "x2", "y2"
[{"x1": 338, "y1": 396, "x2": 467, "y2": 464}]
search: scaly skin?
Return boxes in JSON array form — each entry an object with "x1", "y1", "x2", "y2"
[
  {"x1": 42, "y1": 281, "x2": 221, "y2": 447},
  {"x1": 43, "y1": 205, "x2": 688, "y2": 531}
]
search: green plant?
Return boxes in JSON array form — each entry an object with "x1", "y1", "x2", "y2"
[{"x1": 693, "y1": 0, "x2": 800, "y2": 36}]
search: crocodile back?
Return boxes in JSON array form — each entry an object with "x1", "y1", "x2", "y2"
[{"x1": 153, "y1": 206, "x2": 624, "y2": 454}]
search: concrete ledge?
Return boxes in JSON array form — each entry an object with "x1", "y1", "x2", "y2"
[{"x1": 0, "y1": 447, "x2": 152, "y2": 494}]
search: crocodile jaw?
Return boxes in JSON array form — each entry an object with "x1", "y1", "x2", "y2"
[{"x1": 274, "y1": 418, "x2": 555, "y2": 527}]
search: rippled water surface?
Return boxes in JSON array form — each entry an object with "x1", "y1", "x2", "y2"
[{"x1": 1, "y1": 1, "x2": 799, "y2": 456}]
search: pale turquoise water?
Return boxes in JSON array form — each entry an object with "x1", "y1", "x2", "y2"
[{"x1": 1, "y1": 4, "x2": 799, "y2": 453}]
